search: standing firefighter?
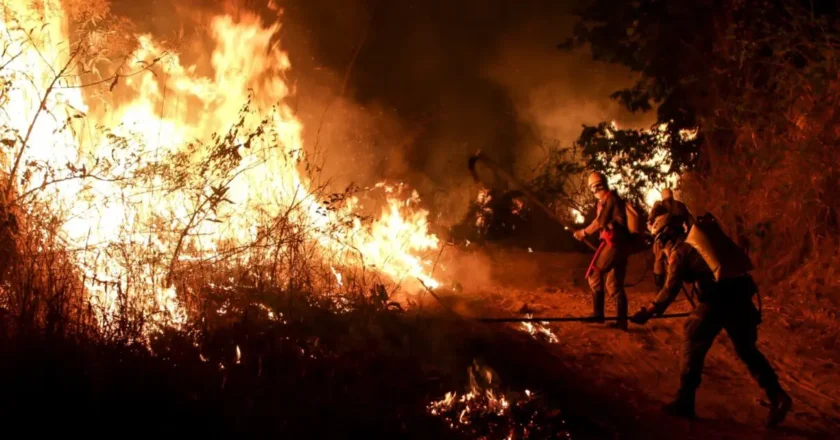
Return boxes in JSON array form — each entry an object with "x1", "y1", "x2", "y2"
[
  {"x1": 573, "y1": 172, "x2": 629, "y2": 330},
  {"x1": 648, "y1": 188, "x2": 695, "y2": 288},
  {"x1": 631, "y1": 213, "x2": 791, "y2": 427}
]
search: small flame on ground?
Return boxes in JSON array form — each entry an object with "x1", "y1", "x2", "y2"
[
  {"x1": 519, "y1": 314, "x2": 559, "y2": 343},
  {"x1": 235, "y1": 345, "x2": 242, "y2": 364},
  {"x1": 428, "y1": 361, "x2": 569, "y2": 438}
]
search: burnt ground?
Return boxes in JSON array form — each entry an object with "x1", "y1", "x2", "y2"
[{"x1": 426, "y1": 245, "x2": 840, "y2": 439}]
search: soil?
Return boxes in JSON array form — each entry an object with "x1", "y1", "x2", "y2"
[{"x1": 428, "y1": 245, "x2": 840, "y2": 439}]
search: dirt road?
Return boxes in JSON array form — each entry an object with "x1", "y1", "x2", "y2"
[{"x1": 432, "y1": 245, "x2": 840, "y2": 439}]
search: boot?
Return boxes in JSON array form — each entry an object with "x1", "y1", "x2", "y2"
[
  {"x1": 608, "y1": 294, "x2": 628, "y2": 330},
  {"x1": 766, "y1": 389, "x2": 792, "y2": 428},
  {"x1": 586, "y1": 291, "x2": 605, "y2": 323},
  {"x1": 663, "y1": 388, "x2": 696, "y2": 419}
]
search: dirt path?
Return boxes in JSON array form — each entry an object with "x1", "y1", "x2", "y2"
[{"x1": 433, "y1": 246, "x2": 840, "y2": 439}]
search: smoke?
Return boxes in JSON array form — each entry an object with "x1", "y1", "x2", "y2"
[{"x1": 106, "y1": 0, "x2": 654, "y2": 227}]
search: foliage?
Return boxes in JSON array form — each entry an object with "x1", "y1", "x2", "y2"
[
  {"x1": 557, "y1": 0, "x2": 714, "y2": 191},
  {"x1": 565, "y1": 0, "x2": 840, "y2": 287}
]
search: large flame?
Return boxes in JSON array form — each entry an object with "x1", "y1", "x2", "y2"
[{"x1": 0, "y1": 1, "x2": 440, "y2": 331}]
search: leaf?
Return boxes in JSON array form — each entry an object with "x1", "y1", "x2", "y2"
[{"x1": 109, "y1": 75, "x2": 119, "y2": 92}]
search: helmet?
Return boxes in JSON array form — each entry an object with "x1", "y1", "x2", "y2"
[
  {"x1": 650, "y1": 213, "x2": 680, "y2": 244},
  {"x1": 587, "y1": 172, "x2": 608, "y2": 192}
]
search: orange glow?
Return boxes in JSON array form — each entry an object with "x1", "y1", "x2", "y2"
[{"x1": 0, "y1": 1, "x2": 440, "y2": 334}]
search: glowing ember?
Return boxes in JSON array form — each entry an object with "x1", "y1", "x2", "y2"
[
  {"x1": 519, "y1": 314, "x2": 558, "y2": 343},
  {"x1": 511, "y1": 198, "x2": 524, "y2": 215},
  {"x1": 0, "y1": 1, "x2": 442, "y2": 334},
  {"x1": 428, "y1": 361, "x2": 571, "y2": 439}
]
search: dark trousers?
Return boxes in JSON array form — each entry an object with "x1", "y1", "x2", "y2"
[
  {"x1": 653, "y1": 240, "x2": 667, "y2": 288},
  {"x1": 680, "y1": 300, "x2": 781, "y2": 397},
  {"x1": 587, "y1": 243, "x2": 628, "y2": 320}
]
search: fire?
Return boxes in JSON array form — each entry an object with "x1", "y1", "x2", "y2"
[
  {"x1": 571, "y1": 121, "x2": 690, "y2": 223},
  {"x1": 602, "y1": 121, "x2": 692, "y2": 208},
  {"x1": 428, "y1": 361, "x2": 571, "y2": 438},
  {"x1": 0, "y1": 1, "x2": 440, "y2": 333},
  {"x1": 330, "y1": 266, "x2": 343, "y2": 286},
  {"x1": 428, "y1": 362, "x2": 514, "y2": 422},
  {"x1": 519, "y1": 314, "x2": 558, "y2": 343}
]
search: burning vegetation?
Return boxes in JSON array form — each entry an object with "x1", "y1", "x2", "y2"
[
  {"x1": 428, "y1": 360, "x2": 571, "y2": 440},
  {"x1": 0, "y1": 0, "x2": 442, "y2": 339},
  {"x1": 2, "y1": 0, "x2": 839, "y2": 437}
]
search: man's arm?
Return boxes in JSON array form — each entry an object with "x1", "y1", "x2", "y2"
[
  {"x1": 684, "y1": 206, "x2": 696, "y2": 229},
  {"x1": 583, "y1": 195, "x2": 615, "y2": 235},
  {"x1": 648, "y1": 201, "x2": 664, "y2": 224},
  {"x1": 631, "y1": 248, "x2": 685, "y2": 324},
  {"x1": 650, "y1": 249, "x2": 685, "y2": 314}
]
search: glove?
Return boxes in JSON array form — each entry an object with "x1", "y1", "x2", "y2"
[
  {"x1": 573, "y1": 229, "x2": 586, "y2": 241},
  {"x1": 630, "y1": 306, "x2": 655, "y2": 325}
]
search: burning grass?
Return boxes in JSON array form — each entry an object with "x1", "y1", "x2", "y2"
[
  {"x1": 0, "y1": 3, "x2": 586, "y2": 437},
  {"x1": 519, "y1": 314, "x2": 559, "y2": 344},
  {"x1": 428, "y1": 360, "x2": 571, "y2": 439},
  {"x1": 0, "y1": 279, "x2": 456, "y2": 437},
  {"x1": 0, "y1": 2, "x2": 469, "y2": 434}
]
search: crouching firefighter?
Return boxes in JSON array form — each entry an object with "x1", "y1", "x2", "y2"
[
  {"x1": 574, "y1": 171, "x2": 630, "y2": 330},
  {"x1": 630, "y1": 213, "x2": 791, "y2": 427}
]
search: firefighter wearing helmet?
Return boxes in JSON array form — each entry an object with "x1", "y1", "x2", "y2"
[
  {"x1": 648, "y1": 188, "x2": 695, "y2": 288},
  {"x1": 630, "y1": 213, "x2": 791, "y2": 427},
  {"x1": 573, "y1": 171, "x2": 630, "y2": 330}
]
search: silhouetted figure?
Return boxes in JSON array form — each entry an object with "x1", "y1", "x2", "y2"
[
  {"x1": 631, "y1": 214, "x2": 791, "y2": 427},
  {"x1": 648, "y1": 188, "x2": 694, "y2": 288},
  {"x1": 574, "y1": 172, "x2": 630, "y2": 330}
]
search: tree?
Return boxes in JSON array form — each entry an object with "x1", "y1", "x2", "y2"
[{"x1": 564, "y1": 0, "x2": 840, "y2": 279}]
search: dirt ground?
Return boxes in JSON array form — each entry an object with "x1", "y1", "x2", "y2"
[{"x1": 430, "y1": 245, "x2": 840, "y2": 439}]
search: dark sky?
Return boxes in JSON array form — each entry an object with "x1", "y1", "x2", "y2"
[{"x1": 111, "y1": 0, "x2": 652, "y2": 221}]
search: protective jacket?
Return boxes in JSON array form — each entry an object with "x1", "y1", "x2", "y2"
[
  {"x1": 584, "y1": 190, "x2": 629, "y2": 246},
  {"x1": 649, "y1": 199, "x2": 695, "y2": 232},
  {"x1": 651, "y1": 238, "x2": 756, "y2": 313}
]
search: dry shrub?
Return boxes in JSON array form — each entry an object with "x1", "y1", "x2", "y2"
[
  {"x1": 0, "y1": 201, "x2": 90, "y2": 338},
  {"x1": 681, "y1": 3, "x2": 840, "y2": 300}
]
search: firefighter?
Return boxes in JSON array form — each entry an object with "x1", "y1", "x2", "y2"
[
  {"x1": 648, "y1": 188, "x2": 695, "y2": 288},
  {"x1": 573, "y1": 171, "x2": 629, "y2": 330},
  {"x1": 630, "y1": 214, "x2": 791, "y2": 428}
]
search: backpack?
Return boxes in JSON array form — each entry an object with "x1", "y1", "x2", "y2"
[
  {"x1": 625, "y1": 203, "x2": 642, "y2": 234},
  {"x1": 620, "y1": 198, "x2": 649, "y2": 254},
  {"x1": 684, "y1": 213, "x2": 754, "y2": 281}
]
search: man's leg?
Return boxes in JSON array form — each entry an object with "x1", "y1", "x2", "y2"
[
  {"x1": 665, "y1": 304, "x2": 723, "y2": 418},
  {"x1": 586, "y1": 245, "x2": 617, "y2": 322},
  {"x1": 605, "y1": 254, "x2": 628, "y2": 330},
  {"x1": 724, "y1": 303, "x2": 791, "y2": 427},
  {"x1": 586, "y1": 270, "x2": 605, "y2": 322},
  {"x1": 653, "y1": 240, "x2": 665, "y2": 289}
]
